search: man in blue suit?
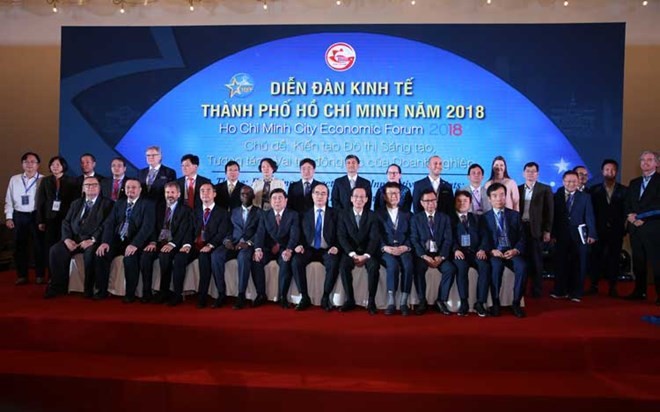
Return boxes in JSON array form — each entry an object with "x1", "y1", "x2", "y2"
[
  {"x1": 450, "y1": 190, "x2": 490, "y2": 317},
  {"x1": 292, "y1": 183, "x2": 341, "y2": 311},
  {"x1": 377, "y1": 182, "x2": 414, "y2": 316},
  {"x1": 137, "y1": 146, "x2": 176, "y2": 206},
  {"x1": 481, "y1": 183, "x2": 527, "y2": 318},
  {"x1": 331, "y1": 154, "x2": 372, "y2": 211},
  {"x1": 551, "y1": 171, "x2": 597, "y2": 303},
  {"x1": 413, "y1": 155, "x2": 455, "y2": 216},
  {"x1": 410, "y1": 188, "x2": 456, "y2": 316},
  {"x1": 216, "y1": 186, "x2": 265, "y2": 309},
  {"x1": 254, "y1": 188, "x2": 300, "y2": 309}
]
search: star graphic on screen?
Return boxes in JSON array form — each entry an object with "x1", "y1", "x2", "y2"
[
  {"x1": 553, "y1": 157, "x2": 570, "y2": 174},
  {"x1": 225, "y1": 78, "x2": 243, "y2": 98}
]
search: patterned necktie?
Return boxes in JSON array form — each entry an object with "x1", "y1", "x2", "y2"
[
  {"x1": 164, "y1": 206, "x2": 172, "y2": 229},
  {"x1": 314, "y1": 208, "x2": 323, "y2": 249},
  {"x1": 197, "y1": 207, "x2": 211, "y2": 245},
  {"x1": 460, "y1": 214, "x2": 468, "y2": 226},
  {"x1": 147, "y1": 169, "x2": 157, "y2": 188},
  {"x1": 81, "y1": 200, "x2": 93, "y2": 224},
  {"x1": 228, "y1": 182, "x2": 234, "y2": 195},
  {"x1": 355, "y1": 213, "x2": 360, "y2": 229},
  {"x1": 304, "y1": 181, "x2": 311, "y2": 196},
  {"x1": 350, "y1": 179, "x2": 356, "y2": 190},
  {"x1": 496, "y1": 210, "x2": 505, "y2": 237},
  {"x1": 120, "y1": 201, "x2": 134, "y2": 240},
  {"x1": 428, "y1": 214, "x2": 434, "y2": 234},
  {"x1": 112, "y1": 179, "x2": 120, "y2": 201},
  {"x1": 566, "y1": 193, "x2": 575, "y2": 213},
  {"x1": 275, "y1": 212, "x2": 281, "y2": 227},
  {"x1": 187, "y1": 177, "x2": 195, "y2": 208}
]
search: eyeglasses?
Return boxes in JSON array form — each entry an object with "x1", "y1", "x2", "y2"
[
  {"x1": 83, "y1": 183, "x2": 99, "y2": 187},
  {"x1": 421, "y1": 199, "x2": 437, "y2": 203},
  {"x1": 351, "y1": 195, "x2": 367, "y2": 199},
  {"x1": 22, "y1": 161, "x2": 39, "y2": 165},
  {"x1": 312, "y1": 191, "x2": 328, "y2": 196},
  {"x1": 145, "y1": 153, "x2": 160, "y2": 157}
]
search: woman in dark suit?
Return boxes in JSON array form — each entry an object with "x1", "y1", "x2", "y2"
[{"x1": 36, "y1": 156, "x2": 78, "y2": 276}]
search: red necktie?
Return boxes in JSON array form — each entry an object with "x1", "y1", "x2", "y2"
[
  {"x1": 187, "y1": 178, "x2": 195, "y2": 208},
  {"x1": 112, "y1": 179, "x2": 120, "y2": 201}
]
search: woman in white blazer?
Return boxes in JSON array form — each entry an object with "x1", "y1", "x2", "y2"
[{"x1": 252, "y1": 157, "x2": 286, "y2": 211}]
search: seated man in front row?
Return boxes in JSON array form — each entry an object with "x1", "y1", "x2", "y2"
[
  {"x1": 410, "y1": 189, "x2": 456, "y2": 315},
  {"x1": 292, "y1": 183, "x2": 341, "y2": 311},
  {"x1": 449, "y1": 190, "x2": 490, "y2": 317},
  {"x1": 45, "y1": 176, "x2": 114, "y2": 299},
  {"x1": 480, "y1": 183, "x2": 527, "y2": 318}
]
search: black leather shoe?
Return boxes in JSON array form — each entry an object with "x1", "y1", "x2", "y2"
[
  {"x1": 14, "y1": 277, "x2": 28, "y2": 286},
  {"x1": 320, "y1": 295, "x2": 332, "y2": 312},
  {"x1": 474, "y1": 302, "x2": 487, "y2": 318},
  {"x1": 415, "y1": 300, "x2": 428, "y2": 315},
  {"x1": 167, "y1": 296, "x2": 183, "y2": 307},
  {"x1": 93, "y1": 292, "x2": 108, "y2": 300},
  {"x1": 367, "y1": 303, "x2": 378, "y2": 315},
  {"x1": 489, "y1": 304, "x2": 501, "y2": 317},
  {"x1": 252, "y1": 294, "x2": 267, "y2": 308},
  {"x1": 339, "y1": 301, "x2": 356, "y2": 312},
  {"x1": 457, "y1": 302, "x2": 469, "y2": 317},
  {"x1": 279, "y1": 297, "x2": 290, "y2": 309},
  {"x1": 35, "y1": 277, "x2": 45, "y2": 285},
  {"x1": 43, "y1": 289, "x2": 58, "y2": 299},
  {"x1": 122, "y1": 296, "x2": 136, "y2": 304},
  {"x1": 400, "y1": 304, "x2": 410, "y2": 316},
  {"x1": 140, "y1": 295, "x2": 152, "y2": 304},
  {"x1": 153, "y1": 293, "x2": 167, "y2": 304},
  {"x1": 83, "y1": 290, "x2": 94, "y2": 299},
  {"x1": 233, "y1": 296, "x2": 246, "y2": 310},
  {"x1": 436, "y1": 301, "x2": 452, "y2": 315},
  {"x1": 384, "y1": 304, "x2": 395, "y2": 315},
  {"x1": 624, "y1": 292, "x2": 647, "y2": 301},
  {"x1": 211, "y1": 295, "x2": 225, "y2": 309},
  {"x1": 295, "y1": 296, "x2": 311, "y2": 311},
  {"x1": 512, "y1": 305, "x2": 526, "y2": 318}
]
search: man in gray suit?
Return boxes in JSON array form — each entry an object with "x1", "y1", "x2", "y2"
[
  {"x1": 461, "y1": 164, "x2": 491, "y2": 216},
  {"x1": 518, "y1": 162, "x2": 554, "y2": 297}
]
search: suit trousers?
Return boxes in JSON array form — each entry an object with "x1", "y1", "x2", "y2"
[
  {"x1": 552, "y1": 235, "x2": 588, "y2": 298},
  {"x1": 291, "y1": 248, "x2": 340, "y2": 297},
  {"x1": 49, "y1": 241, "x2": 97, "y2": 294},
  {"x1": 381, "y1": 252, "x2": 414, "y2": 294},
  {"x1": 212, "y1": 247, "x2": 266, "y2": 297},
  {"x1": 414, "y1": 255, "x2": 457, "y2": 302},
  {"x1": 452, "y1": 253, "x2": 490, "y2": 303},
  {"x1": 12, "y1": 211, "x2": 45, "y2": 279},
  {"x1": 590, "y1": 228, "x2": 624, "y2": 288},
  {"x1": 340, "y1": 254, "x2": 380, "y2": 303},
  {"x1": 491, "y1": 255, "x2": 526, "y2": 305},
  {"x1": 95, "y1": 240, "x2": 140, "y2": 296},
  {"x1": 629, "y1": 221, "x2": 660, "y2": 296},
  {"x1": 42, "y1": 216, "x2": 63, "y2": 275},
  {"x1": 188, "y1": 248, "x2": 214, "y2": 302}
]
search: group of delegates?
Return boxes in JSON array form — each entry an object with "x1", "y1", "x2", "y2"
[{"x1": 4, "y1": 147, "x2": 660, "y2": 317}]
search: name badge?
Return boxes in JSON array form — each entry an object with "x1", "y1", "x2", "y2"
[
  {"x1": 21, "y1": 195, "x2": 30, "y2": 206},
  {"x1": 498, "y1": 236, "x2": 511, "y2": 249},
  {"x1": 51, "y1": 200, "x2": 61, "y2": 212},
  {"x1": 460, "y1": 234, "x2": 471, "y2": 247},
  {"x1": 158, "y1": 229, "x2": 172, "y2": 242},
  {"x1": 201, "y1": 230, "x2": 207, "y2": 242},
  {"x1": 427, "y1": 240, "x2": 438, "y2": 253}
]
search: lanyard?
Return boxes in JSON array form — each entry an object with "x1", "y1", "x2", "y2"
[{"x1": 21, "y1": 173, "x2": 39, "y2": 194}]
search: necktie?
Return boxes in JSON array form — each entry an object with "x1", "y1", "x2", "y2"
[
  {"x1": 350, "y1": 179, "x2": 356, "y2": 190},
  {"x1": 187, "y1": 177, "x2": 195, "y2": 208},
  {"x1": 566, "y1": 193, "x2": 575, "y2": 213},
  {"x1": 120, "y1": 201, "x2": 134, "y2": 240},
  {"x1": 314, "y1": 208, "x2": 323, "y2": 249},
  {"x1": 164, "y1": 206, "x2": 172, "y2": 229},
  {"x1": 147, "y1": 168, "x2": 157, "y2": 187},
  {"x1": 228, "y1": 182, "x2": 234, "y2": 195},
  {"x1": 197, "y1": 207, "x2": 211, "y2": 245},
  {"x1": 640, "y1": 176, "x2": 651, "y2": 199},
  {"x1": 81, "y1": 200, "x2": 93, "y2": 224},
  {"x1": 304, "y1": 181, "x2": 311, "y2": 196},
  {"x1": 112, "y1": 179, "x2": 120, "y2": 201},
  {"x1": 428, "y1": 214, "x2": 434, "y2": 231},
  {"x1": 242, "y1": 208, "x2": 248, "y2": 224},
  {"x1": 496, "y1": 210, "x2": 504, "y2": 236},
  {"x1": 355, "y1": 213, "x2": 361, "y2": 229},
  {"x1": 275, "y1": 212, "x2": 281, "y2": 227},
  {"x1": 460, "y1": 214, "x2": 468, "y2": 225},
  {"x1": 472, "y1": 189, "x2": 481, "y2": 210}
]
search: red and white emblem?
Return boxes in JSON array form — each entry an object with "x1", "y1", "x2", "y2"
[{"x1": 325, "y1": 42, "x2": 356, "y2": 72}]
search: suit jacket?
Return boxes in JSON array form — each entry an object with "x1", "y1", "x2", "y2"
[
  {"x1": 256, "y1": 208, "x2": 300, "y2": 251},
  {"x1": 191, "y1": 205, "x2": 231, "y2": 248},
  {"x1": 61, "y1": 196, "x2": 114, "y2": 243},
  {"x1": 331, "y1": 175, "x2": 373, "y2": 211},
  {"x1": 481, "y1": 208, "x2": 526, "y2": 254},
  {"x1": 76, "y1": 173, "x2": 106, "y2": 197},
  {"x1": 518, "y1": 182, "x2": 554, "y2": 239},
  {"x1": 36, "y1": 174, "x2": 78, "y2": 223},
  {"x1": 625, "y1": 172, "x2": 660, "y2": 217},
  {"x1": 337, "y1": 208, "x2": 380, "y2": 256},
  {"x1": 374, "y1": 184, "x2": 413, "y2": 212},
  {"x1": 590, "y1": 182, "x2": 628, "y2": 238},
  {"x1": 299, "y1": 207, "x2": 338, "y2": 249},
  {"x1": 215, "y1": 180, "x2": 246, "y2": 212},
  {"x1": 137, "y1": 165, "x2": 177, "y2": 203},
  {"x1": 228, "y1": 206, "x2": 262, "y2": 245},
  {"x1": 450, "y1": 212, "x2": 486, "y2": 254},
  {"x1": 252, "y1": 178, "x2": 286, "y2": 209},
  {"x1": 148, "y1": 203, "x2": 194, "y2": 248},
  {"x1": 376, "y1": 208, "x2": 412, "y2": 249},
  {"x1": 100, "y1": 176, "x2": 128, "y2": 202},
  {"x1": 460, "y1": 185, "x2": 492, "y2": 215},
  {"x1": 552, "y1": 188, "x2": 597, "y2": 241},
  {"x1": 288, "y1": 179, "x2": 322, "y2": 215},
  {"x1": 410, "y1": 211, "x2": 453, "y2": 258},
  {"x1": 101, "y1": 196, "x2": 155, "y2": 248},
  {"x1": 412, "y1": 177, "x2": 454, "y2": 216},
  {"x1": 177, "y1": 175, "x2": 212, "y2": 210}
]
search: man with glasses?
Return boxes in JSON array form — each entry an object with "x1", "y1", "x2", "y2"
[
  {"x1": 288, "y1": 158, "x2": 321, "y2": 215},
  {"x1": 76, "y1": 153, "x2": 106, "y2": 195},
  {"x1": 45, "y1": 176, "x2": 113, "y2": 298},
  {"x1": 292, "y1": 183, "x2": 340, "y2": 311},
  {"x1": 5, "y1": 152, "x2": 45, "y2": 285},
  {"x1": 137, "y1": 146, "x2": 176, "y2": 205},
  {"x1": 573, "y1": 166, "x2": 590, "y2": 193},
  {"x1": 101, "y1": 157, "x2": 128, "y2": 202}
]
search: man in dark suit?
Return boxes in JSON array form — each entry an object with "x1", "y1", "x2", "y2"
[
  {"x1": 95, "y1": 178, "x2": 155, "y2": 300},
  {"x1": 139, "y1": 182, "x2": 194, "y2": 306},
  {"x1": 337, "y1": 187, "x2": 380, "y2": 314},
  {"x1": 292, "y1": 183, "x2": 340, "y2": 311},
  {"x1": 410, "y1": 188, "x2": 456, "y2": 316},
  {"x1": 377, "y1": 182, "x2": 414, "y2": 316},
  {"x1": 176, "y1": 183, "x2": 230, "y2": 308},
  {"x1": 624, "y1": 150, "x2": 660, "y2": 303},
  {"x1": 551, "y1": 171, "x2": 597, "y2": 303},
  {"x1": 101, "y1": 157, "x2": 128, "y2": 202},
  {"x1": 589, "y1": 159, "x2": 628, "y2": 296},
  {"x1": 76, "y1": 153, "x2": 106, "y2": 195},
  {"x1": 450, "y1": 190, "x2": 490, "y2": 317},
  {"x1": 288, "y1": 158, "x2": 321, "y2": 215},
  {"x1": 177, "y1": 154, "x2": 212, "y2": 210},
  {"x1": 518, "y1": 162, "x2": 554, "y2": 297},
  {"x1": 44, "y1": 176, "x2": 114, "y2": 298},
  {"x1": 481, "y1": 183, "x2": 527, "y2": 318},
  {"x1": 216, "y1": 186, "x2": 265, "y2": 309},
  {"x1": 331, "y1": 154, "x2": 372, "y2": 211},
  {"x1": 215, "y1": 160, "x2": 245, "y2": 212},
  {"x1": 137, "y1": 145, "x2": 176, "y2": 205},
  {"x1": 413, "y1": 155, "x2": 454, "y2": 215},
  {"x1": 254, "y1": 189, "x2": 300, "y2": 309}
]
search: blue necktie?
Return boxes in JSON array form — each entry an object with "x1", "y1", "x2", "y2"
[
  {"x1": 566, "y1": 193, "x2": 575, "y2": 213},
  {"x1": 314, "y1": 208, "x2": 323, "y2": 249},
  {"x1": 120, "y1": 201, "x2": 134, "y2": 240},
  {"x1": 496, "y1": 211, "x2": 504, "y2": 237},
  {"x1": 640, "y1": 176, "x2": 651, "y2": 199}
]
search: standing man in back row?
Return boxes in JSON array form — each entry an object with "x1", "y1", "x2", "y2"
[
  {"x1": 331, "y1": 154, "x2": 372, "y2": 211},
  {"x1": 413, "y1": 155, "x2": 454, "y2": 216},
  {"x1": 137, "y1": 146, "x2": 176, "y2": 206}
]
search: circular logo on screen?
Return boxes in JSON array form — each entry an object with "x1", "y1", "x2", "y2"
[
  {"x1": 225, "y1": 73, "x2": 255, "y2": 98},
  {"x1": 325, "y1": 43, "x2": 356, "y2": 72}
]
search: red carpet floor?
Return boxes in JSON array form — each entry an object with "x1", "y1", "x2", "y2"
[{"x1": 0, "y1": 270, "x2": 658, "y2": 412}]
